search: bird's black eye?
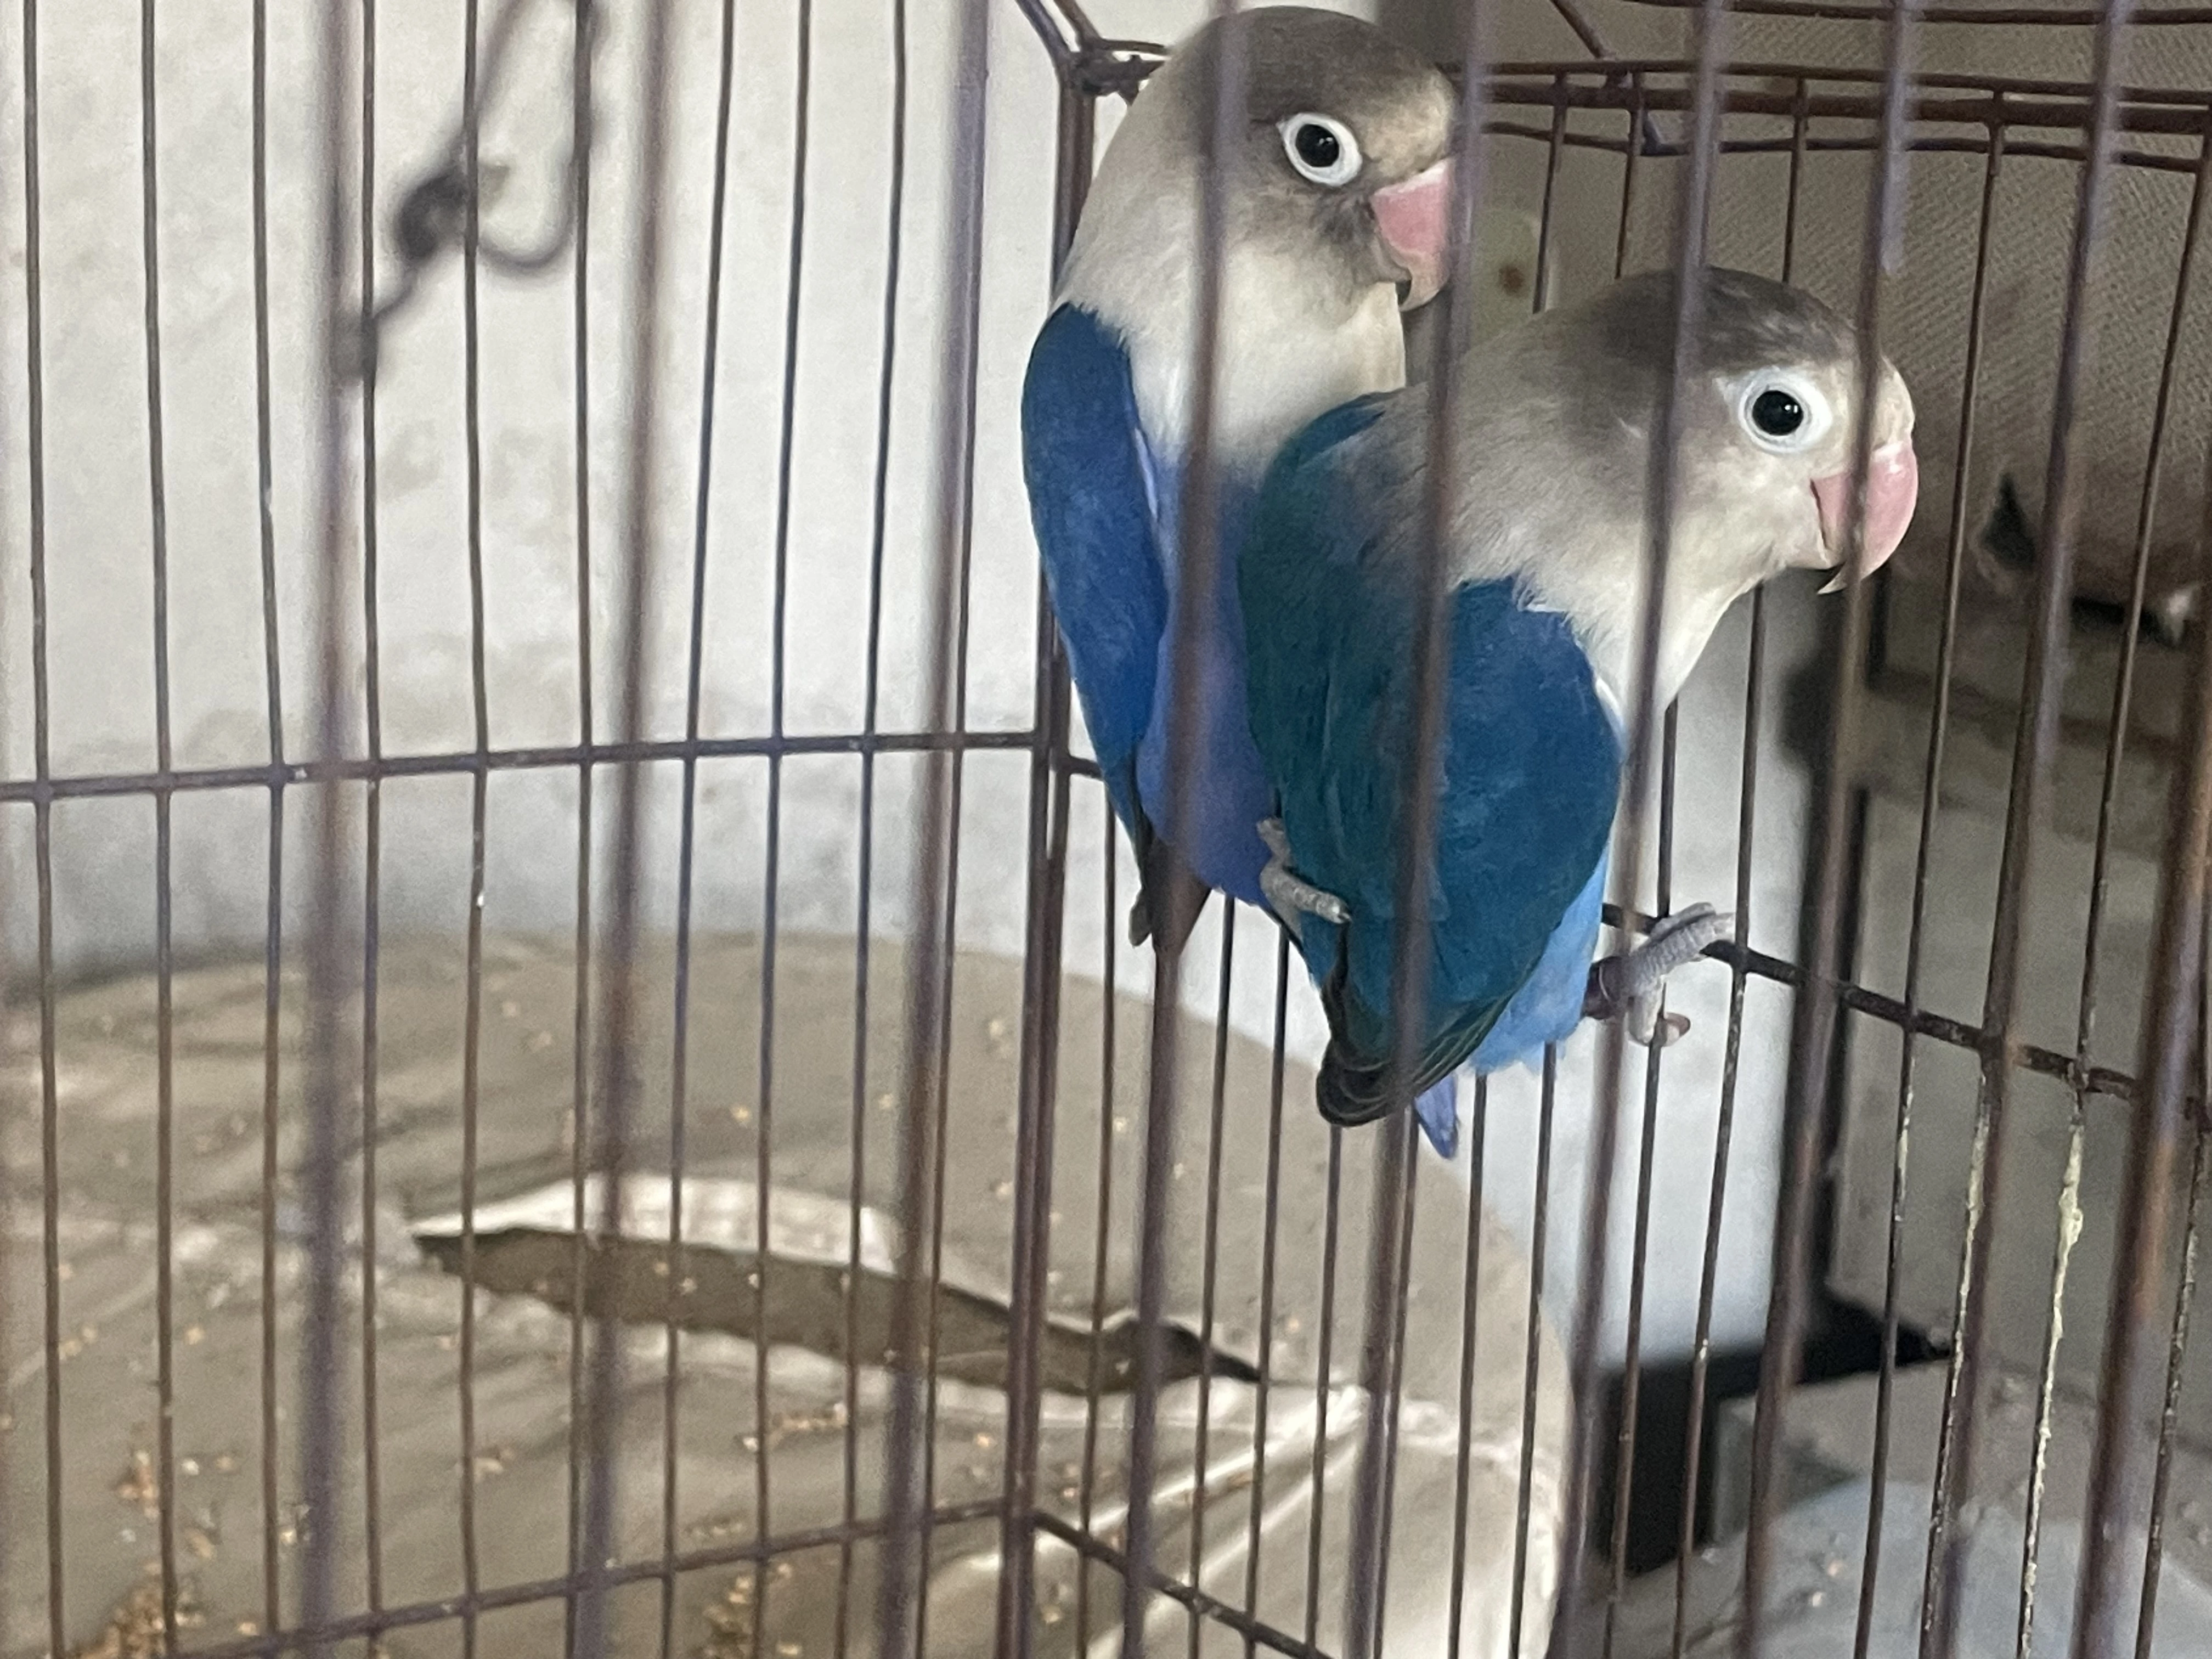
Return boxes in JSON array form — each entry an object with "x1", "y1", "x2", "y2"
[
  {"x1": 1751, "y1": 387, "x2": 1804, "y2": 438},
  {"x1": 1279, "y1": 113, "x2": 1362, "y2": 187},
  {"x1": 1736, "y1": 371, "x2": 1831, "y2": 452}
]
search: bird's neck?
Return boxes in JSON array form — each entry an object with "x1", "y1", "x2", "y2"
[
  {"x1": 1057, "y1": 179, "x2": 1406, "y2": 479},
  {"x1": 1561, "y1": 567, "x2": 1752, "y2": 716},
  {"x1": 1486, "y1": 498, "x2": 1775, "y2": 716},
  {"x1": 1432, "y1": 381, "x2": 1774, "y2": 714}
]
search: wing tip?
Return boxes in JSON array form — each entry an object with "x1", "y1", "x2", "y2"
[
  {"x1": 1130, "y1": 846, "x2": 1210, "y2": 953},
  {"x1": 1316, "y1": 1042, "x2": 1398, "y2": 1128}
]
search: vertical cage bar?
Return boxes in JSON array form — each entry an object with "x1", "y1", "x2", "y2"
[
  {"x1": 2017, "y1": 106, "x2": 2212, "y2": 1659},
  {"x1": 659, "y1": 0, "x2": 747, "y2": 1654},
  {"x1": 1184, "y1": 915, "x2": 1241, "y2": 1658},
  {"x1": 1603, "y1": 707, "x2": 1679, "y2": 1659},
  {"x1": 1446, "y1": 1077, "x2": 1492, "y2": 1659},
  {"x1": 0, "y1": 1022, "x2": 6, "y2": 1647},
  {"x1": 1242, "y1": 931, "x2": 1295, "y2": 1655},
  {"x1": 913, "y1": 338, "x2": 984, "y2": 1659},
  {"x1": 1560, "y1": 1, "x2": 1729, "y2": 1644},
  {"x1": 995, "y1": 66, "x2": 1091, "y2": 1659},
  {"x1": 1509, "y1": 1049, "x2": 1560, "y2": 1659},
  {"x1": 572, "y1": 0, "x2": 678, "y2": 1650},
  {"x1": 1302, "y1": 1126, "x2": 1346, "y2": 1655},
  {"x1": 1671, "y1": 79, "x2": 1807, "y2": 1659},
  {"x1": 297, "y1": 0, "x2": 359, "y2": 1647},
  {"x1": 134, "y1": 0, "x2": 181, "y2": 1643},
  {"x1": 1124, "y1": 8, "x2": 1246, "y2": 1650},
  {"x1": 1853, "y1": 99, "x2": 2004, "y2": 1659},
  {"x1": 1075, "y1": 799, "x2": 1121, "y2": 1659},
  {"x1": 16, "y1": 0, "x2": 59, "y2": 1650},
  {"x1": 1934, "y1": 3, "x2": 2134, "y2": 1650},
  {"x1": 757, "y1": 2, "x2": 819, "y2": 1628},
  {"x1": 1532, "y1": 72, "x2": 1567, "y2": 312},
  {"x1": 562, "y1": 0, "x2": 597, "y2": 1644},
  {"x1": 833, "y1": 4, "x2": 911, "y2": 1654},
  {"x1": 262, "y1": 0, "x2": 298, "y2": 1627},
  {"x1": 0, "y1": 861, "x2": 8, "y2": 1659},
  {"x1": 1344, "y1": 8, "x2": 1497, "y2": 1650},
  {"x1": 1601, "y1": 69, "x2": 1679, "y2": 1650},
  {"x1": 2070, "y1": 453, "x2": 2212, "y2": 1659},
  {"x1": 2132, "y1": 1040, "x2": 2212, "y2": 1659},
  {"x1": 1745, "y1": 0, "x2": 1918, "y2": 1650},
  {"x1": 1365, "y1": 1110, "x2": 1424, "y2": 1650},
  {"x1": 878, "y1": 0, "x2": 990, "y2": 1650},
  {"x1": 1343, "y1": 1091, "x2": 1417, "y2": 1659},
  {"x1": 662, "y1": 0, "x2": 743, "y2": 1647},
  {"x1": 455, "y1": 3, "x2": 490, "y2": 1649},
  {"x1": 353, "y1": 0, "x2": 387, "y2": 1617}
]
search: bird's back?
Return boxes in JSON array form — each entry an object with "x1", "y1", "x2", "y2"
[{"x1": 1241, "y1": 395, "x2": 1622, "y2": 1120}]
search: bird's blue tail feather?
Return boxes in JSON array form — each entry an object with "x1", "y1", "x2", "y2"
[{"x1": 1414, "y1": 1076, "x2": 1458, "y2": 1160}]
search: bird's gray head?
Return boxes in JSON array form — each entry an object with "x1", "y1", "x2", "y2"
[
  {"x1": 1558, "y1": 267, "x2": 1919, "y2": 588},
  {"x1": 1144, "y1": 8, "x2": 1458, "y2": 311},
  {"x1": 1417, "y1": 268, "x2": 1919, "y2": 707}
]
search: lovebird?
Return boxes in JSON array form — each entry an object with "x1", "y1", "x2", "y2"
[
  {"x1": 1240, "y1": 269, "x2": 1920, "y2": 1157},
  {"x1": 1021, "y1": 8, "x2": 1455, "y2": 952}
]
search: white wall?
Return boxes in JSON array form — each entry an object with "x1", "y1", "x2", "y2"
[{"x1": 0, "y1": 0, "x2": 1836, "y2": 1368}]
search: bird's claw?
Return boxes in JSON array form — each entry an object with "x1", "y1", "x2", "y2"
[
  {"x1": 1584, "y1": 903, "x2": 1731, "y2": 1048},
  {"x1": 1258, "y1": 818, "x2": 1348, "y2": 936}
]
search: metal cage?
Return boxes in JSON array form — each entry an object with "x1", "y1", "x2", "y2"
[{"x1": 4, "y1": 1, "x2": 2212, "y2": 1657}]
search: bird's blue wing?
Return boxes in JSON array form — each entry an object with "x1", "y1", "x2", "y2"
[
  {"x1": 1020, "y1": 305, "x2": 1169, "y2": 837},
  {"x1": 1241, "y1": 397, "x2": 1621, "y2": 1127},
  {"x1": 1470, "y1": 848, "x2": 1609, "y2": 1071}
]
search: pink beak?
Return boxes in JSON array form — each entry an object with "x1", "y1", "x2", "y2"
[
  {"x1": 1812, "y1": 438, "x2": 1918, "y2": 590},
  {"x1": 1370, "y1": 158, "x2": 1453, "y2": 312}
]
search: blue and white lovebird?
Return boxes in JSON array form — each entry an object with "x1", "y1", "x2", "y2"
[
  {"x1": 1020, "y1": 8, "x2": 1455, "y2": 952},
  {"x1": 1240, "y1": 269, "x2": 1921, "y2": 1157}
]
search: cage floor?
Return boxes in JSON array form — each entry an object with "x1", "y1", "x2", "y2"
[{"x1": 1, "y1": 932, "x2": 1566, "y2": 1658}]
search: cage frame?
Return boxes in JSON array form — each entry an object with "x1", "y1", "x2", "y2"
[{"x1": 6, "y1": 1, "x2": 2212, "y2": 1657}]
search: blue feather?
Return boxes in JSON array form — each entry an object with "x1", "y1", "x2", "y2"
[
  {"x1": 1022, "y1": 306, "x2": 1283, "y2": 913},
  {"x1": 1020, "y1": 306, "x2": 1166, "y2": 835},
  {"x1": 1414, "y1": 1077, "x2": 1459, "y2": 1159},
  {"x1": 1242, "y1": 395, "x2": 1621, "y2": 1154},
  {"x1": 1133, "y1": 464, "x2": 1272, "y2": 905},
  {"x1": 1471, "y1": 849, "x2": 1609, "y2": 1070}
]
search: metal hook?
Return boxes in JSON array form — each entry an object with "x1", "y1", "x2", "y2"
[{"x1": 344, "y1": 0, "x2": 602, "y2": 384}]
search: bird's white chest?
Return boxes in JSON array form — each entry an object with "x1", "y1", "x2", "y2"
[{"x1": 1109, "y1": 256, "x2": 1407, "y2": 478}]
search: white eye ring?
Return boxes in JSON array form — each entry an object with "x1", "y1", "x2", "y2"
[
  {"x1": 1279, "y1": 113, "x2": 1362, "y2": 188},
  {"x1": 1733, "y1": 369, "x2": 1832, "y2": 454}
]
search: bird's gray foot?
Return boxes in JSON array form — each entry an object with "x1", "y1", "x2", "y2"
[
  {"x1": 1258, "y1": 818, "x2": 1348, "y2": 937},
  {"x1": 1583, "y1": 902, "x2": 1731, "y2": 1048}
]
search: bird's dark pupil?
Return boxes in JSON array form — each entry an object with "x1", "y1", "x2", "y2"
[
  {"x1": 1296, "y1": 124, "x2": 1340, "y2": 169},
  {"x1": 1751, "y1": 387, "x2": 1804, "y2": 436}
]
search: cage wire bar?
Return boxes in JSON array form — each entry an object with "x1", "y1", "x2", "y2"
[
  {"x1": 1331, "y1": 1, "x2": 1490, "y2": 1649},
  {"x1": 2046, "y1": 97, "x2": 2212, "y2": 1659},
  {"x1": 1917, "y1": 0, "x2": 2133, "y2": 1650},
  {"x1": 11, "y1": 1, "x2": 2212, "y2": 1657}
]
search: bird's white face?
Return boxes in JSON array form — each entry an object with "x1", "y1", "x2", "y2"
[
  {"x1": 1205, "y1": 12, "x2": 1458, "y2": 313},
  {"x1": 1054, "y1": 9, "x2": 1464, "y2": 472},
  {"x1": 1408, "y1": 267, "x2": 1923, "y2": 712},
  {"x1": 1691, "y1": 352, "x2": 1920, "y2": 594},
  {"x1": 1265, "y1": 111, "x2": 1454, "y2": 311}
]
